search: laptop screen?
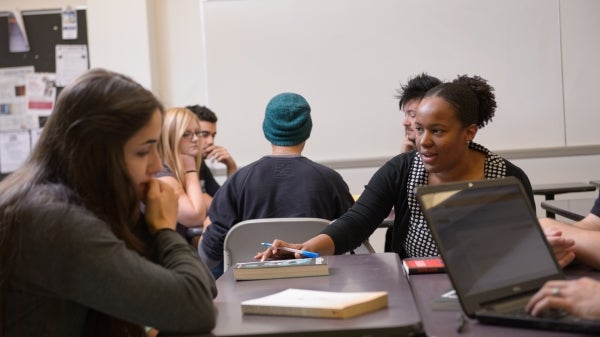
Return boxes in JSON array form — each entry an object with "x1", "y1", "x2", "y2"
[{"x1": 417, "y1": 178, "x2": 562, "y2": 311}]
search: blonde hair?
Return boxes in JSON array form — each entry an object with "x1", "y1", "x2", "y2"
[{"x1": 159, "y1": 107, "x2": 202, "y2": 188}]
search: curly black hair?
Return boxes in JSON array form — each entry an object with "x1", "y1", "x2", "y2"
[{"x1": 425, "y1": 75, "x2": 496, "y2": 129}]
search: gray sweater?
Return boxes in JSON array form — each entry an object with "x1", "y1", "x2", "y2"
[{"x1": 6, "y1": 191, "x2": 217, "y2": 337}]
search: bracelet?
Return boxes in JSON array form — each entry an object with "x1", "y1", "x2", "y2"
[
  {"x1": 185, "y1": 170, "x2": 197, "y2": 174},
  {"x1": 154, "y1": 227, "x2": 175, "y2": 239}
]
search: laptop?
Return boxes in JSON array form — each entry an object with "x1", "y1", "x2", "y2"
[{"x1": 416, "y1": 177, "x2": 600, "y2": 333}]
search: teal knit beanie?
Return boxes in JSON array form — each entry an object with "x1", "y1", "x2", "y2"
[{"x1": 262, "y1": 93, "x2": 312, "y2": 146}]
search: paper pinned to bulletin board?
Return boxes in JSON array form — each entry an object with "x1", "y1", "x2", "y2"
[
  {"x1": 0, "y1": 66, "x2": 36, "y2": 130},
  {"x1": 0, "y1": 130, "x2": 31, "y2": 173},
  {"x1": 55, "y1": 44, "x2": 88, "y2": 87},
  {"x1": 8, "y1": 11, "x2": 30, "y2": 53},
  {"x1": 61, "y1": 7, "x2": 78, "y2": 40},
  {"x1": 25, "y1": 73, "x2": 56, "y2": 122}
]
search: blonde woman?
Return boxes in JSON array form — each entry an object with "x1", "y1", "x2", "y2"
[{"x1": 157, "y1": 108, "x2": 210, "y2": 237}]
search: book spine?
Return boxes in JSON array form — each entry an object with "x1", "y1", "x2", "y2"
[
  {"x1": 402, "y1": 258, "x2": 445, "y2": 275},
  {"x1": 407, "y1": 266, "x2": 445, "y2": 274},
  {"x1": 242, "y1": 305, "x2": 341, "y2": 318}
]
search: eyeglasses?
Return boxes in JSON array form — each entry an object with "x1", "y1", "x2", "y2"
[
  {"x1": 199, "y1": 131, "x2": 215, "y2": 139},
  {"x1": 182, "y1": 130, "x2": 202, "y2": 140}
]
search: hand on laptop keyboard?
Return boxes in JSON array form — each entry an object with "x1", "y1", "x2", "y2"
[
  {"x1": 537, "y1": 308, "x2": 569, "y2": 320},
  {"x1": 526, "y1": 277, "x2": 600, "y2": 321}
]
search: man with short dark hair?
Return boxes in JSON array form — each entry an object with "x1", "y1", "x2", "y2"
[
  {"x1": 385, "y1": 73, "x2": 442, "y2": 251},
  {"x1": 186, "y1": 105, "x2": 237, "y2": 196},
  {"x1": 395, "y1": 73, "x2": 442, "y2": 153}
]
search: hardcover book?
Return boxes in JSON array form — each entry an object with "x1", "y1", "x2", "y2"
[
  {"x1": 233, "y1": 257, "x2": 329, "y2": 281},
  {"x1": 402, "y1": 256, "x2": 445, "y2": 275},
  {"x1": 241, "y1": 288, "x2": 389, "y2": 319}
]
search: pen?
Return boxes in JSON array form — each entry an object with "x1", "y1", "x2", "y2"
[{"x1": 260, "y1": 243, "x2": 320, "y2": 258}]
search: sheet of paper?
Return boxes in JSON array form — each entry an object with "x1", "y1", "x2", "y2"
[
  {"x1": 62, "y1": 7, "x2": 78, "y2": 40},
  {"x1": 30, "y1": 128, "x2": 43, "y2": 149},
  {"x1": 0, "y1": 130, "x2": 31, "y2": 173},
  {"x1": 8, "y1": 11, "x2": 30, "y2": 53},
  {"x1": 26, "y1": 73, "x2": 56, "y2": 123},
  {"x1": 0, "y1": 66, "x2": 35, "y2": 130},
  {"x1": 55, "y1": 44, "x2": 89, "y2": 87}
]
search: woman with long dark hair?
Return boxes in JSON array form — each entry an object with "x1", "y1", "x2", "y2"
[{"x1": 0, "y1": 68, "x2": 217, "y2": 337}]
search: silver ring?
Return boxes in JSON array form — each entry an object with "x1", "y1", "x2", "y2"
[{"x1": 552, "y1": 287, "x2": 561, "y2": 297}]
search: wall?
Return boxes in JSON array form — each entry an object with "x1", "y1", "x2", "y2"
[
  {"x1": 195, "y1": 0, "x2": 600, "y2": 195},
  {"x1": 203, "y1": 0, "x2": 560, "y2": 164},
  {"x1": 3, "y1": 0, "x2": 600, "y2": 252},
  {"x1": 8, "y1": 1, "x2": 600, "y2": 164},
  {"x1": 3, "y1": 0, "x2": 599, "y2": 185},
  {"x1": 0, "y1": 0, "x2": 86, "y2": 11}
]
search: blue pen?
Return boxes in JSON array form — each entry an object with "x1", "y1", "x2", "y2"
[{"x1": 260, "y1": 242, "x2": 320, "y2": 258}]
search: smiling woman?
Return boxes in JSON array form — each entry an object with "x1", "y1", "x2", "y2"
[{"x1": 257, "y1": 75, "x2": 536, "y2": 262}]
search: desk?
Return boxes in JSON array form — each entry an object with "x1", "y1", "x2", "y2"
[
  {"x1": 163, "y1": 254, "x2": 600, "y2": 337},
  {"x1": 589, "y1": 180, "x2": 600, "y2": 196},
  {"x1": 532, "y1": 182, "x2": 596, "y2": 218},
  {"x1": 540, "y1": 198, "x2": 595, "y2": 221},
  {"x1": 169, "y1": 253, "x2": 423, "y2": 337},
  {"x1": 409, "y1": 268, "x2": 600, "y2": 337}
]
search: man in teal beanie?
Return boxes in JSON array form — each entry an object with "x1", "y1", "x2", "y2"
[
  {"x1": 198, "y1": 92, "x2": 355, "y2": 278},
  {"x1": 262, "y1": 92, "x2": 312, "y2": 146}
]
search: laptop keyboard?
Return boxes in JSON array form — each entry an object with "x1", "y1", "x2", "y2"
[
  {"x1": 482, "y1": 296, "x2": 578, "y2": 322},
  {"x1": 504, "y1": 307, "x2": 570, "y2": 321}
]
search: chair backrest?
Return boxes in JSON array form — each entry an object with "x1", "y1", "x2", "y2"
[
  {"x1": 222, "y1": 217, "x2": 376, "y2": 272},
  {"x1": 223, "y1": 218, "x2": 330, "y2": 272}
]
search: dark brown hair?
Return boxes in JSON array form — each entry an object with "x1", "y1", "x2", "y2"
[{"x1": 0, "y1": 68, "x2": 164, "y2": 337}]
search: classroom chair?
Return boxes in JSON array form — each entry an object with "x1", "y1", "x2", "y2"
[{"x1": 222, "y1": 217, "x2": 375, "y2": 272}]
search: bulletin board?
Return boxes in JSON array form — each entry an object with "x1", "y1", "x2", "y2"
[
  {"x1": 0, "y1": 8, "x2": 88, "y2": 178},
  {"x1": 0, "y1": 8, "x2": 88, "y2": 72}
]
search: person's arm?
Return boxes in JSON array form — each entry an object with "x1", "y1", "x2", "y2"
[
  {"x1": 161, "y1": 154, "x2": 207, "y2": 227},
  {"x1": 256, "y1": 234, "x2": 336, "y2": 261},
  {"x1": 540, "y1": 221, "x2": 576, "y2": 268},
  {"x1": 202, "y1": 192, "x2": 213, "y2": 210},
  {"x1": 321, "y1": 157, "x2": 402, "y2": 254},
  {"x1": 21, "y1": 182, "x2": 217, "y2": 334},
  {"x1": 573, "y1": 212, "x2": 600, "y2": 231},
  {"x1": 205, "y1": 144, "x2": 237, "y2": 176},
  {"x1": 158, "y1": 174, "x2": 206, "y2": 227},
  {"x1": 526, "y1": 277, "x2": 600, "y2": 320},
  {"x1": 257, "y1": 156, "x2": 406, "y2": 261},
  {"x1": 540, "y1": 216, "x2": 600, "y2": 270}
]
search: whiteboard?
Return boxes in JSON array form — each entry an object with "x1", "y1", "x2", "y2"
[
  {"x1": 561, "y1": 0, "x2": 600, "y2": 146},
  {"x1": 201, "y1": 0, "x2": 591, "y2": 165}
]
